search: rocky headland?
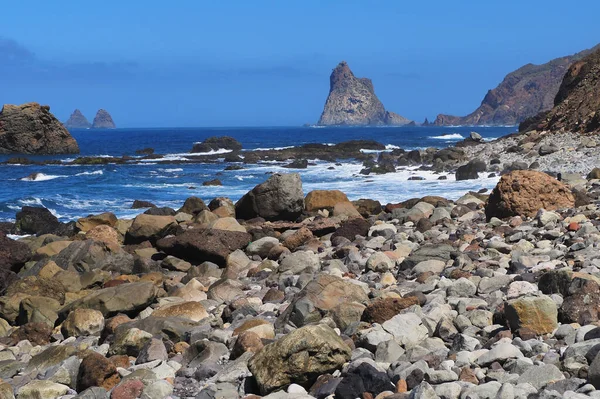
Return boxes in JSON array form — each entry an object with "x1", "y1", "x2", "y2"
[
  {"x1": 0, "y1": 103, "x2": 80, "y2": 155},
  {"x1": 434, "y1": 44, "x2": 600, "y2": 126},
  {"x1": 92, "y1": 110, "x2": 116, "y2": 129},
  {"x1": 2, "y1": 165, "x2": 600, "y2": 398},
  {"x1": 64, "y1": 110, "x2": 91, "y2": 129},
  {"x1": 318, "y1": 61, "x2": 412, "y2": 126}
]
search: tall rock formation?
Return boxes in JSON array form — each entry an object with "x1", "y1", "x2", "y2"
[
  {"x1": 0, "y1": 103, "x2": 80, "y2": 154},
  {"x1": 92, "y1": 109, "x2": 116, "y2": 129},
  {"x1": 318, "y1": 61, "x2": 411, "y2": 126},
  {"x1": 434, "y1": 44, "x2": 600, "y2": 126},
  {"x1": 520, "y1": 47, "x2": 600, "y2": 133},
  {"x1": 64, "y1": 109, "x2": 91, "y2": 129}
]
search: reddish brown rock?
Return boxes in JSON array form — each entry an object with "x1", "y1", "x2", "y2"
[
  {"x1": 361, "y1": 297, "x2": 420, "y2": 324},
  {"x1": 331, "y1": 218, "x2": 371, "y2": 241},
  {"x1": 9, "y1": 322, "x2": 52, "y2": 345},
  {"x1": 231, "y1": 331, "x2": 264, "y2": 360},
  {"x1": 282, "y1": 227, "x2": 313, "y2": 251},
  {"x1": 110, "y1": 379, "x2": 144, "y2": 399},
  {"x1": 485, "y1": 170, "x2": 575, "y2": 220},
  {"x1": 305, "y1": 190, "x2": 350, "y2": 212},
  {"x1": 77, "y1": 351, "x2": 121, "y2": 391}
]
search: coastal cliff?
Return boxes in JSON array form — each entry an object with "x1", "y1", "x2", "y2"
[
  {"x1": 0, "y1": 102, "x2": 80, "y2": 154},
  {"x1": 64, "y1": 109, "x2": 91, "y2": 129},
  {"x1": 520, "y1": 47, "x2": 600, "y2": 134},
  {"x1": 434, "y1": 44, "x2": 600, "y2": 126},
  {"x1": 92, "y1": 109, "x2": 116, "y2": 129},
  {"x1": 318, "y1": 61, "x2": 411, "y2": 126}
]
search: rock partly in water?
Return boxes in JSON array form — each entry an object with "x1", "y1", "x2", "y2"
[
  {"x1": 91, "y1": 109, "x2": 116, "y2": 129},
  {"x1": 317, "y1": 61, "x2": 411, "y2": 126},
  {"x1": 191, "y1": 136, "x2": 242, "y2": 153},
  {"x1": 0, "y1": 103, "x2": 80, "y2": 154},
  {"x1": 64, "y1": 109, "x2": 91, "y2": 129}
]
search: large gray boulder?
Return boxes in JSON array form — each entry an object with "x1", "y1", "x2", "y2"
[{"x1": 235, "y1": 173, "x2": 304, "y2": 221}]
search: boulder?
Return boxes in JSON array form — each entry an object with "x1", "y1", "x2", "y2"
[
  {"x1": 331, "y1": 218, "x2": 371, "y2": 241},
  {"x1": 485, "y1": 170, "x2": 575, "y2": 220},
  {"x1": 0, "y1": 102, "x2": 79, "y2": 154},
  {"x1": 504, "y1": 295, "x2": 558, "y2": 336},
  {"x1": 456, "y1": 159, "x2": 486, "y2": 181},
  {"x1": 13, "y1": 206, "x2": 64, "y2": 235},
  {"x1": 361, "y1": 296, "x2": 421, "y2": 324},
  {"x1": 77, "y1": 351, "x2": 120, "y2": 391},
  {"x1": 152, "y1": 301, "x2": 208, "y2": 322},
  {"x1": 76, "y1": 212, "x2": 117, "y2": 232},
  {"x1": 156, "y1": 228, "x2": 251, "y2": 266},
  {"x1": 277, "y1": 274, "x2": 369, "y2": 328},
  {"x1": 0, "y1": 233, "x2": 30, "y2": 293},
  {"x1": 248, "y1": 324, "x2": 351, "y2": 394},
  {"x1": 61, "y1": 308, "x2": 105, "y2": 337},
  {"x1": 16, "y1": 380, "x2": 70, "y2": 399},
  {"x1": 125, "y1": 214, "x2": 177, "y2": 244},
  {"x1": 59, "y1": 281, "x2": 159, "y2": 318},
  {"x1": 191, "y1": 136, "x2": 242, "y2": 153},
  {"x1": 305, "y1": 190, "x2": 350, "y2": 212},
  {"x1": 178, "y1": 196, "x2": 208, "y2": 215},
  {"x1": 236, "y1": 173, "x2": 304, "y2": 221}
]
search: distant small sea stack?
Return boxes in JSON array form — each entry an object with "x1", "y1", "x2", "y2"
[
  {"x1": 92, "y1": 109, "x2": 116, "y2": 129},
  {"x1": 65, "y1": 109, "x2": 91, "y2": 129}
]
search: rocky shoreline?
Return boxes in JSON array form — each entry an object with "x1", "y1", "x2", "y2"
[{"x1": 1, "y1": 168, "x2": 600, "y2": 399}]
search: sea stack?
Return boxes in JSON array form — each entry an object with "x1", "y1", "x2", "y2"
[
  {"x1": 434, "y1": 44, "x2": 600, "y2": 126},
  {"x1": 0, "y1": 102, "x2": 80, "y2": 154},
  {"x1": 64, "y1": 109, "x2": 91, "y2": 129},
  {"x1": 317, "y1": 61, "x2": 411, "y2": 126},
  {"x1": 92, "y1": 109, "x2": 116, "y2": 129}
]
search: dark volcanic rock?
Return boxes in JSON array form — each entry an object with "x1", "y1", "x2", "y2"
[
  {"x1": 131, "y1": 200, "x2": 156, "y2": 209},
  {"x1": 191, "y1": 136, "x2": 242, "y2": 153},
  {"x1": 456, "y1": 159, "x2": 486, "y2": 181},
  {"x1": 0, "y1": 103, "x2": 80, "y2": 154},
  {"x1": 522, "y1": 47, "x2": 600, "y2": 133},
  {"x1": 235, "y1": 173, "x2": 304, "y2": 221},
  {"x1": 13, "y1": 206, "x2": 65, "y2": 235},
  {"x1": 156, "y1": 228, "x2": 251, "y2": 266},
  {"x1": 91, "y1": 109, "x2": 116, "y2": 129},
  {"x1": 434, "y1": 44, "x2": 600, "y2": 126},
  {"x1": 318, "y1": 61, "x2": 411, "y2": 126},
  {"x1": 64, "y1": 109, "x2": 91, "y2": 129}
]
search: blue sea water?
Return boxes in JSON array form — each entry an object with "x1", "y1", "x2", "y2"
[{"x1": 0, "y1": 125, "x2": 515, "y2": 223}]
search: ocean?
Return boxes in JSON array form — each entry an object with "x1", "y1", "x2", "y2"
[{"x1": 0, "y1": 125, "x2": 515, "y2": 223}]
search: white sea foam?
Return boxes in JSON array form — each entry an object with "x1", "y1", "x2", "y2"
[
  {"x1": 250, "y1": 146, "x2": 295, "y2": 151},
  {"x1": 19, "y1": 197, "x2": 45, "y2": 206},
  {"x1": 7, "y1": 234, "x2": 30, "y2": 240},
  {"x1": 20, "y1": 173, "x2": 66, "y2": 182},
  {"x1": 385, "y1": 144, "x2": 401, "y2": 150},
  {"x1": 161, "y1": 168, "x2": 184, "y2": 172},
  {"x1": 75, "y1": 170, "x2": 104, "y2": 176},
  {"x1": 430, "y1": 133, "x2": 464, "y2": 140},
  {"x1": 188, "y1": 149, "x2": 233, "y2": 156}
]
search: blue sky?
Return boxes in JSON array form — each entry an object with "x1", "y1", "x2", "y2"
[{"x1": 1, "y1": 0, "x2": 599, "y2": 127}]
